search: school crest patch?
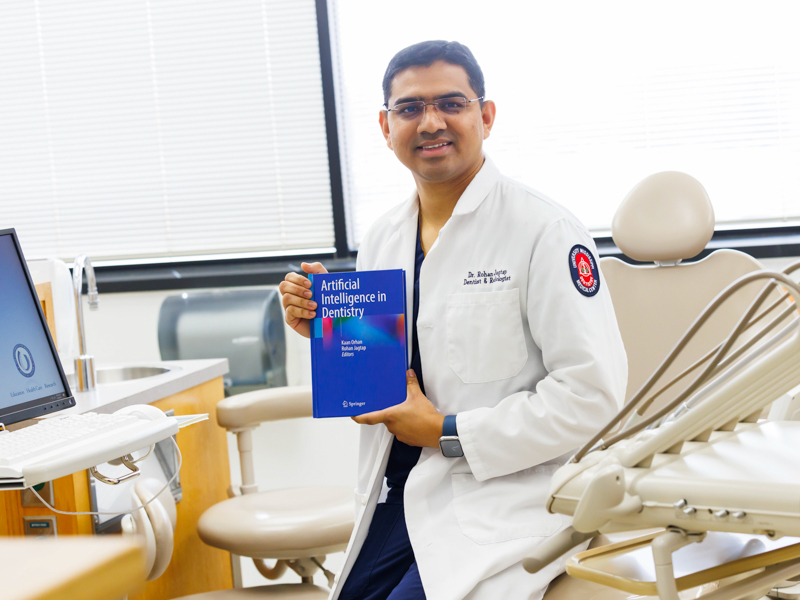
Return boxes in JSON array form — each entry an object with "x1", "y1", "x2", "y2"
[{"x1": 569, "y1": 245, "x2": 600, "y2": 297}]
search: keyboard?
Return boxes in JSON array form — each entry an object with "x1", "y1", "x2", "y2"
[{"x1": 0, "y1": 411, "x2": 180, "y2": 489}]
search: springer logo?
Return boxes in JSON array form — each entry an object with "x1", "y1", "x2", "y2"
[{"x1": 13, "y1": 344, "x2": 35, "y2": 378}]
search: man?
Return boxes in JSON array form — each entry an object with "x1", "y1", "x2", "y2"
[{"x1": 280, "y1": 40, "x2": 627, "y2": 600}]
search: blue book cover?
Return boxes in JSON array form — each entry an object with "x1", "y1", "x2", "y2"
[{"x1": 309, "y1": 269, "x2": 407, "y2": 418}]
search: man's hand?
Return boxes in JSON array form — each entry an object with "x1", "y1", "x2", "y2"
[
  {"x1": 278, "y1": 262, "x2": 328, "y2": 339},
  {"x1": 353, "y1": 370, "x2": 445, "y2": 448}
]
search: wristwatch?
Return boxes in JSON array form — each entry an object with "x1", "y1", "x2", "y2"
[{"x1": 439, "y1": 414, "x2": 463, "y2": 457}]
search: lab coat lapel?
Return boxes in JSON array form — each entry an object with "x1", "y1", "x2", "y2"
[{"x1": 328, "y1": 428, "x2": 393, "y2": 600}]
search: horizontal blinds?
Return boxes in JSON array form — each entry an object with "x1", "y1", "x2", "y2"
[
  {"x1": 0, "y1": 0, "x2": 334, "y2": 261},
  {"x1": 328, "y1": 0, "x2": 800, "y2": 248}
]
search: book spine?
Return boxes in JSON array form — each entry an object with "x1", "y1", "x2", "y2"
[
  {"x1": 403, "y1": 269, "x2": 409, "y2": 369},
  {"x1": 309, "y1": 273, "x2": 318, "y2": 418}
]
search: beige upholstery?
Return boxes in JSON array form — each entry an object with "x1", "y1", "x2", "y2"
[
  {"x1": 217, "y1": 386, "x2": 313, "y2": 429},
  {"x1": 179, "y1": 583, "x2": 329, "y2": 599},
  {"x1": 174, "y1": 385, "x2": 354, "y2": 599},
  {"x1": 601, "y1": 171, "x2": 787, "y2": 417},
  {"x1": 612, "y1": 171, "x2": 715, "y2": 263},
  {"x1": 198, "y1": 486, "x2": 354, "y2": 559},
  {"x1": 601, "y1": 250, "x2": 785, "y2": 413}
]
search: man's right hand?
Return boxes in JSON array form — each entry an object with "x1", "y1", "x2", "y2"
[{"x1": 279, "y1": 262, "x2": 328, "y2": 339}]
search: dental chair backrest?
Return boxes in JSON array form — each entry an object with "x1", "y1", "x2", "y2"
[{"x1": 600, "y1": 171, "x2": 787, "y2": 425}]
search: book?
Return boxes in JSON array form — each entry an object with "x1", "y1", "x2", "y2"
[{"x1": 309, "y1": 269, "x2": 407, "y2": 418}]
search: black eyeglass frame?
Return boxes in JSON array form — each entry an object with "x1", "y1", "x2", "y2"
[{"x1": 383, "y1": 96, "x2": 485, "y2": 116}]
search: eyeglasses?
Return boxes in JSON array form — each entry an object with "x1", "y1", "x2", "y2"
[{"x1": 385, "y1": 96, "x2": 484, "y2": 120}]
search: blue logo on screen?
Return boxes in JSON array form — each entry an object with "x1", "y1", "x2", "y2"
[{"x1": 13, "y1": 344, "x2": 35, "y2": 378}]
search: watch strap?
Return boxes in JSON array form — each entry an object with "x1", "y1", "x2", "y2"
[{"x1": 442, "y1": 414, "x2": 458, "y2": 437}]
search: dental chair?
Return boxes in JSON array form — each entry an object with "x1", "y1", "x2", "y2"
[
  {"x1": 527, "y1": 173, "x2": 800, "y2": 599},
  {"x1": 600, "y1": 171, "x2": 786, "y2": 428}
]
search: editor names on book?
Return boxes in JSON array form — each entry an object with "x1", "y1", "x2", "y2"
[{"x1": 341, "y1": 339, "x2": 366, "y2": 357}]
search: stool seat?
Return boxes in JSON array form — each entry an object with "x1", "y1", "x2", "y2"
[
  {"x1": 198, "y1": 486, "x2": 354, "y2": 560},
  {"x1": 178, "y1": 583, "x2": 330, "y2": 599}
]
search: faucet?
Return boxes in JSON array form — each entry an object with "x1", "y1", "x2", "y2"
[{"x1": 73, "y1": 255, "x2": 99, "y2": 391}]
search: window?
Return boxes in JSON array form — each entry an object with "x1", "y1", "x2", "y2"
[
  {"x1": 329, "y1": 1, "x2": 800, "y2": 249},
  {"x1": 0, "y1": 0, "x2": 334, "y2": 262}
]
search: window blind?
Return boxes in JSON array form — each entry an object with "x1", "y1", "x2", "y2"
[
  {"x1": 0, "y1": 0, "x2": 334, "y2": 262},
  {"x1": 328, "y1": 0, "x2": 800, "y2": 249}
]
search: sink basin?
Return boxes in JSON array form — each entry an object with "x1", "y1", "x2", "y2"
[{"x1": 67, "y1": 366, "x2": 172, "y2": 388}]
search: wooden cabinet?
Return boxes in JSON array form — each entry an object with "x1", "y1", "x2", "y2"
[
  {"x1": 0, "y1": 376, "x2": 234, "y2": 599},
  {"x1": 1, "y1": 283, "x2": 234, "y2": 597},
  {"x1": 133, "y1": 376, "x2": 234, "y2": 600}
]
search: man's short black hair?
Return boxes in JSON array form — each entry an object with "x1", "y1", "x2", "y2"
[{"x1": 382, "y1": 40, "x2": 485, "y2": 107}]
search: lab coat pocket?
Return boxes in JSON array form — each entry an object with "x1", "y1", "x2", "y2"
[
  {"x1": 451, "y1": 465, "x2": 562, "y2": 545},
  {"x1": 446, "y1": 288, "x2": 528, "y2": 384}
]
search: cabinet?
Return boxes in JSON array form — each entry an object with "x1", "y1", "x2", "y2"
[{"x1": 0, "y1": 284, "x2": 234, "y2": 598}]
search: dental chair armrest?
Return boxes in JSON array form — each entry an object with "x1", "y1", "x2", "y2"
[{"x1": 217, "y1": 386, "x2": 313, "y2": 429}]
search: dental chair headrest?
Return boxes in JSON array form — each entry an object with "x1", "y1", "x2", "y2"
[{"x1": 612, "y1": 171, "x2": 715, "y2": 263}]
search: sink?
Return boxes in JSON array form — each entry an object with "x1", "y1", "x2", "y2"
[{"x1": 67, "y1": 366, "x2": 172, "y2": 388}]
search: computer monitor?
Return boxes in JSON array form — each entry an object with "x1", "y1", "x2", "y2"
[{"x1": 0, "y1": 228, "x2": 75, "y2": 426}]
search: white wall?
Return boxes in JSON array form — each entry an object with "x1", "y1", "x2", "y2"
[{"x1": 81, "y1": 285, "x2": 359, "y2": 588}]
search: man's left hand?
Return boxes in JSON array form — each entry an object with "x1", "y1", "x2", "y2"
[{"x1": 352, "y1": 370, "x2": 445, "y2": 448}]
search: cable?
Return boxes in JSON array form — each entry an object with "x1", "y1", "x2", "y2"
[
  {"x1": 571, "y1": 268, "x2": 800, "y2": 463},
  {"x1": 29, "y1": 436, "x2": 182, "y2": 517},
  {"x1": 629, "y1": 259, "x2": 800, "y2": 421},
  {"x1": 597, "y1": 270, "x2": 800, "y2": 453}
]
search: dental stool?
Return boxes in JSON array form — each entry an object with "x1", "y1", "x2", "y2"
[{"x1": 188, "y1": 385, "x2": 354, "y2": 598}]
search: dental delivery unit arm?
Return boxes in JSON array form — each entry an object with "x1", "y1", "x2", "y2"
[{"x1": 525, "y1": 266, "x2": 800, "y2": 600}]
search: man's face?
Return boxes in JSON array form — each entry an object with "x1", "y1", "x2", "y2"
[{"x1": 379, "y1": 60, "x2": 495, "y2": 185}]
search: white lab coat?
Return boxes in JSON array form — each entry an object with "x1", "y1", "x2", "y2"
[{"x1": 329, "y1": 157, "x2": 627, "y2": 600}]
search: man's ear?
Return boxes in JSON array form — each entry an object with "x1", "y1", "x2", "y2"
[
  {"x1": 379, "y1": 110, "x2": 393, "y2": 150},
  {"x1": 481, "y1": 100, "x2": 497, "y2": 140}
]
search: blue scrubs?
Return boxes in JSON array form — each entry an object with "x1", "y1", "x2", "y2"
[{"x1": 339, "y1": 224, "x2": 427, "y2": 600}]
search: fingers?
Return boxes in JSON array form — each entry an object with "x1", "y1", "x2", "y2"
[
  {"x1": 279, "y1": 272, "x2": 317, "y2": 321},
  {"x1": 280, "y1": 289, "x2": 316, "y2": 318},
  {"x1": 279, "y1": 280, "x2": 312, "y2": 301},
  {"x1": 302, "y1": 262, "x2": 328, "y2": 275},
  {"x1": 284, "y1": 271, "x2": 312, "y2": 288},
  {"x1": 406, "y1": 369, "x2": 421, "y2": 397},
  {"x1": 352, "y1": 410, "x2": 385, "y2": 426}
]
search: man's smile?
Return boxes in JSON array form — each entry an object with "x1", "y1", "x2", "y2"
[{"x1": 417, "y1": 140, "x2": 453, "y2": 156}]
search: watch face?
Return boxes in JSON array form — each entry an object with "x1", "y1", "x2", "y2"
[{"x1": 440, "y1": 438, "x2": 463, "y2": 458}]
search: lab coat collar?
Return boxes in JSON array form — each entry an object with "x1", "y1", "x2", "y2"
[
  {"x1": 451, "y1": 154, "x2": 500, "y2": 217},
  {"x1": 388, "y1": 154, "x2": 500, "y2": 228}
]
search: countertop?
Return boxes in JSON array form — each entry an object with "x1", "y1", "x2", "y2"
[
  {"x1": 60, "y1": 358, "x2": 229, "y2": 415},
  {"x1": 0, "y1": 536, "x2": 146, "y2": 600}
]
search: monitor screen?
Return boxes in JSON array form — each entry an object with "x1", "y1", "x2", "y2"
[{"x1": 0, "y1": 229, "x2": 74, "y2": 425}]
